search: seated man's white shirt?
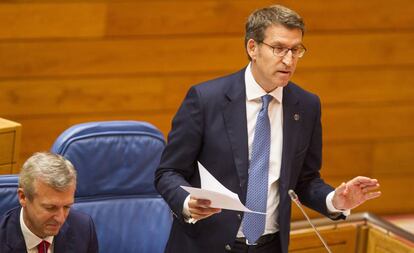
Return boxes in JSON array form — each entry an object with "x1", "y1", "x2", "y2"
[{"x1": 20, "y1": 208, "x2": 54, "y2": 253}]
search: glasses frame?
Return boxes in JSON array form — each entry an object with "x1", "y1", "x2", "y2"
[{"x1": 259, "y1": 41, "x2": 307, "y2": 58}]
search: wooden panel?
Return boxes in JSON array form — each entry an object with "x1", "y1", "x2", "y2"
[
  {"x1": 106, "y1": 1, "x2": 247, "y2": 36},
  {"x1": 1, "y1": 68, "x2": 413, "y2": 116},
  {"x1": 0, "y1": 37, "x2": 244, "y2": 78},
  {"x1": 323, "y1": 105, "x2": 414, "y2": 141},
  {"x1": 322, "y1": 139, "x2": 414, "y2": 178},
  {"x1": 367, "y1": 228, "x2": 414, "y2": 253},
  {"x1": 106, "y1": 0, "x2": 414, "y2": 36},
  {"x1": 0, "y1": 32, "x2": 412, "y2": 78},
  {"x1": 294, "y1": 0, "x2": 414, "y2": 32},
  {"x1": 299, "y1": 32, "x2": 414, "y2": 69},
  {"x1": 0, "y1": 118, "x2": 21, "y2": 133},
  {"x1": 1, "y1": 0, "x2": 411, "y2": 40},
  {"x1": 290, "y1": 225, "x2": 357, "y2": 253},
  {"x1": 0, "y1": 164, "x2": 12, "y2": 175},
  {"x1": 0, "y1": 132, "x2": 15, "y2": 165},
  {"x1": 0, "y1": 73, "x2": 221, "y2": 116},
  {"x1": 0, "y1": 3, "x2": 106, "y2": 39},
  {"x1": 0, "y1": 118, "x2": 21, "y2": 174},
  {"x1": 289, "y1": 244, "x2": 348, "y2": 253},
  {"x1": 373, "y1": 140, "x2": 414, "y2": 176},
  {"x1": 322, "y1": 142, "x2": 373, "y2": 178},
  {"x1": 356, "y1": 225, "x2": 369, "y2": 253},
  {"x1": 293, "y1": 68, "x2": 414, "y2": 106}
]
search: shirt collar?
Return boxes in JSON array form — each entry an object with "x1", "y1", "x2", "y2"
[
  {"x1": 20, "y1": 208, "x2": 54, "y2": 251},
  {"x1": 245, "y1": 62, "x2": 283, "y2": 103}
]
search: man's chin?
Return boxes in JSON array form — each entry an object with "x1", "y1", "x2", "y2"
[
  {"x1": 44, "y1": 226, "x2": 61, "y2": 236},
  {"x1": 274, "y1": 80, "x2": 289, "y2": 87},
  {"x1": 272, "y1": 76, "x2": 290, "y2": 87}
]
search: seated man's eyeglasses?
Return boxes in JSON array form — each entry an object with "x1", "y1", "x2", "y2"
[{"x1": 260, "y1": 41, "x2": 307, "y2": 58}]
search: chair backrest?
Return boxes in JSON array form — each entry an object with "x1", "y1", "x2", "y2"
[
  {"x1": 51, "y1": 121, "x2": 172, "y2": 253},
  {"x1": 0, "y1": 175, "x2": 19, "y2": 216}
]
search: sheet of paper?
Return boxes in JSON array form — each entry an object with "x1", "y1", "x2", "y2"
[
  {"x1": 180, "y1": 162, "x2": 265, "y2": 214},
  {"x1": 198, "y1": 161, "x2": 238, "y2": 198}
]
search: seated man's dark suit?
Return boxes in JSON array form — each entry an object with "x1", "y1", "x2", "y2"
[
  {"x1": 0, "y1": 207, "x2": 98, "y2": 253},
  {"x1": 155, "y1": 68, "x2": 342, "y2": 253}
]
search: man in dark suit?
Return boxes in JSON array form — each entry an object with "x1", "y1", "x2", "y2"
[
  {"x1": 155, "y1": 5, "x2": 381, "y2": 253},
  {"x1": 0, "y1": 152, "x2": 98, "y2": 253}
]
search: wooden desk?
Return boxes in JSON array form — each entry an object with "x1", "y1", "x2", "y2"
[
  {"x1": 0, "y1": 118, "x2": 21, "y2": 174},
  {"x1": 289, "y1": 212, "x2": 414, "y2": 253}
]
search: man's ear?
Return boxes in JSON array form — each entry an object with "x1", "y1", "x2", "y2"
[
  {"x1": 246, "y1": 39, "x2": 257, "y2": 61},
  {"x1": 17, "y1": 188, "x2": 27, "y2": 207}
]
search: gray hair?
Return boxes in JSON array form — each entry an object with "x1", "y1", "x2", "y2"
[
  {"x1": 18, "y1": 152, "x2": 77, "y2": 200},
  {"x1": 245, "y1": 5, "x2": 305, "y2": 60}
]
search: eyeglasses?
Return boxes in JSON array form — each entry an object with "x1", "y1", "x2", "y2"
[{"x1": 259, "y1": 41, "x2": 306, "y2": 58}]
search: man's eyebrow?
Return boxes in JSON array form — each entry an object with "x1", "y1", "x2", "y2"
[
  {"x1": 267, "y1": 41, "x2": 302, "y2": 47},
  {"x1": 41, "y1": 204, "x2": 56, "y2": 208}
]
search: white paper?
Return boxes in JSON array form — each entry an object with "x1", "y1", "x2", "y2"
[{"x1": 180, "y1": 162, "x2": 265, "y2": 214}]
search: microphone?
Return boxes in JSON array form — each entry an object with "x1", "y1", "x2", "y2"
[{"x1": 288, "y1": 189, "x2": 332, "y2": 253}]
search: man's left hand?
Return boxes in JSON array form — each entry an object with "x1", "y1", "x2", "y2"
[{"x1": 332, "y1": 176, "x2": 381, "y2": 210}]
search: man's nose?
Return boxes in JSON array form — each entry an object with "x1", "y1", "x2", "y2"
[
  {"x1": 54, "y1": 208, "x2": 66, "y2": 223},
  {"x1": 281, "y1": 50, "x2": 294, "y2": 66}
]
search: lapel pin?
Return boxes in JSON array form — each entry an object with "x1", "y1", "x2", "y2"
[{"x1": 294, "y1": 113, "x2": 300, "y2": 121}]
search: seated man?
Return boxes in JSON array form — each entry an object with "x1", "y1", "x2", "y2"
[{"x1": 0, "y1": 152, "x2": 98, "y2": 253}]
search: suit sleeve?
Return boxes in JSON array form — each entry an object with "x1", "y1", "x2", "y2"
[{"x1": 154, "y1": 86, "x2": 204, "y2": 221}]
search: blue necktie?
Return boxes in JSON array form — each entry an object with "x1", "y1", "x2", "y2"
[{"x1": 243, "y1": 94, "x2": 272, "y2": 244}]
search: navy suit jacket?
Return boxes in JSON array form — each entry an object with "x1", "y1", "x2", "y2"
[
  {"x1": 155, "y1": 68, "x2": 341, "y2": 253},
  {"x1": 0, "y1": 207, "x2": 98, "y2": 253}
]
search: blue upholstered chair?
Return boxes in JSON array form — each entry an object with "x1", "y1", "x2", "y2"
[
  {"x1": 51, "y1": 121, "x2": 172, "y2": 253},
  {"x1": 0, "y1": 175, "x2": 19, "y2": 216}
]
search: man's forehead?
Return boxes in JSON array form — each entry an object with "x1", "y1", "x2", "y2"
[
  {"x1": 264, "y1": 24, "x2": 303, "y2": 44},
  {"x1": 36, "y1": 193, "x2": 75, "y2": 206},
  {"x1": 32, "y1": 180, "x2": 75, "y2": 199}
]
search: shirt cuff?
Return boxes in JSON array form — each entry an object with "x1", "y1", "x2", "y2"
[
  {"x1": 183, "y1": 194, "x2": 197, "y2": 224},
  {"x1": 326, "y1": 191, "x2": 351, "y2": 216}
]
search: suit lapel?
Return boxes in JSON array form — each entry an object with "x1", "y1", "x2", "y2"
[
  {"x1": 280, "y1": 84, "x2": 300, "y2": 195},
  {"x1": 221, "y1": 75, "x2": 302, "y2": 202},
  {"x1": 222, "y1": 70, "x2": 249, "y2": 200},
  {"x1": 6, "y1": 208, "x2": 27, "y2": 253},
  {"x1": 53, "y1": 220, "x2": 73, "y2": 253}
]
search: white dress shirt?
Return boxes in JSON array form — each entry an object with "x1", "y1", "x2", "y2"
[
  {"x1": 20, "y1": 208, "x2": 54, "y2": 253},
  {"x1": 236, "y1": 62, "x2": 284, "y2": 237}
]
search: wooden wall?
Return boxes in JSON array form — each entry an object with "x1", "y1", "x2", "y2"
[{"x1": 1, "y1": 0, "x2": 413, "y2": 217}]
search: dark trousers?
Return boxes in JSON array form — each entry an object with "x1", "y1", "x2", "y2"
[{"x1": 229, "y1": 233, "x2": 281, "y2": 253}]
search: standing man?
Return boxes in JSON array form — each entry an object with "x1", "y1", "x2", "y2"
[
  {"x1": 0, "y1": 152, "x2": 98, "y2": 253},
  {"x1": 155, "y1": 5, "x2": 380, "y2": 253}
]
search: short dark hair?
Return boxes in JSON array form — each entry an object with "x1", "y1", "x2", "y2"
[{"x1": 245, "y1": 5, "x2": 305, "y2": 60}]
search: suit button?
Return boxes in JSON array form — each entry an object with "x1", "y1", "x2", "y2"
[
  {"x1": 237, "y1": 214, "x2": 242, "y2": 220},
  {"x1": 225, "y1": 244, "x2": 232, "y2": 251}
]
